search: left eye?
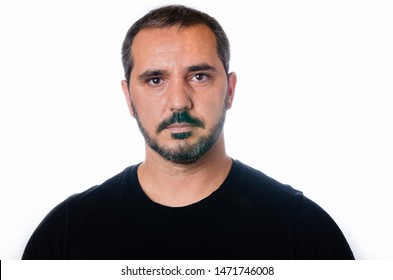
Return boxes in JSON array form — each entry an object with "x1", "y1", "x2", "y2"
[{"x1": 191, "y1": 73, "x2": 209, "y2": 82}]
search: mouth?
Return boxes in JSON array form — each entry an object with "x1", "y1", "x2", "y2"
[
  {"x1": 166, "y1": 123, "x2": 195, "y2": 133},
  {"x1": 156, "y1": 112, "x2": 205, "y2": 134}
]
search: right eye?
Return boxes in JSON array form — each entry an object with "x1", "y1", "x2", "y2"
[{"x1": 147, "y1": 77, "x2": 163, "y2": 86}]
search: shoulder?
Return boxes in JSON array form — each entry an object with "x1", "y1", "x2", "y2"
[
  {"x1": 294, "y1": 195, "x2": 354, "y2": 259},
  {"x1": 230, "y1": 159, "x2": 304, "y2": 205},
  {"x1": 231, "y1": 159, "x2": 341, "y2": 221},
  {"x1": 54, "y1": 164, "x2": 141, "y2": 221},
  {"x1": 223, "y1": 160, "x2": 306, "y2": 232},
  {"x1": 230, "y1": 160, "x2": 354, "y2": 259},
  {"x1": 66, "y1": 165, "x2": 136, "y2": 208},
  {"x1": 22, "y1": 165, "x2": 138, "y2": 259}
]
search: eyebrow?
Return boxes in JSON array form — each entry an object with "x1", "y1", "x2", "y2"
[
  {"x1": 138, "y1": 70, "x2": 169, "y2": 81},
  {"x1": 186, "y1": 63, "x2": 217, "y2": 73},
  {"x1": 137, "y1": 63, "x2": 217, "y2": 81}
]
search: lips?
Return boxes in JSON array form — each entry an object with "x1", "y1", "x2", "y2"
[
  {"x1": 166, "y1": 123, "x2": 195, "y2": 133},
  {"x1": 156, "y1": 111, "x2": 205, "y2": 134}
]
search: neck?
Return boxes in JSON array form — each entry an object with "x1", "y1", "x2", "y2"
[{"x1": 138, "y1": 135, "x2": 232, "y2": 207}]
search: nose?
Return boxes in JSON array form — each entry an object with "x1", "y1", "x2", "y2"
[{"x1": 167, "y1": 78, "x2": 192, "y2": 112}]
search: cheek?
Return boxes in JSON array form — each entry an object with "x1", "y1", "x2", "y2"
[
  {"x1": 197, "y1": 97, "x2": 226, "y2": 124},
  {"x1": 204, "y1": 90, "x2": 227, "y2": 111},
  {"x1": 130, "y1": 87, "x2": 166, "y2": 120},
  {"x1": 133, "y1": 99, "x2": 165, "y2": 130},
  {"x1": 138, "y1": 107, "x2": 158, "y2": 125}
]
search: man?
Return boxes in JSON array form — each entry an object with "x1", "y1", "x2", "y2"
[{"x1": 22, "y1": 5, "x2": 354, "y2": 260}]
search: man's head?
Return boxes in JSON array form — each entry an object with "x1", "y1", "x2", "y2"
[
  {"x1": 121, "y1": 5, "x2": 236, "y2": 164},
  {"x1": 121, "y1": 5, "x2": 230, "y2": 86}
]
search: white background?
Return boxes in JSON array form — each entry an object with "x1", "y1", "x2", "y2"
[{"x1": 0, "y1": 0, "x2": 392, "y2": 260}]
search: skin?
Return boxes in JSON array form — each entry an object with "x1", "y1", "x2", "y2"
[{"x1": 121, "y1": 24, "x2": 237, "y2": 207}]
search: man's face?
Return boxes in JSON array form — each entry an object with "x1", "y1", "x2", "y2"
[{"x1": 122, "y1": 24, "x2": 236, "y2": 164}]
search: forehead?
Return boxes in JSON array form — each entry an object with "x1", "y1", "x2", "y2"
[{"x1": 131, "y1": 24, "x2": 222, "y2": 71}]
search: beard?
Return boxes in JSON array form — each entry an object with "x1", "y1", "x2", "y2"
[{"x1": 131, "y1": 97, "x2": 228, "y2": 164}]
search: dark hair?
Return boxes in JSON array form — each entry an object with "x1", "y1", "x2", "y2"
[{"x1": 121, "y1": 5, "x2": 230, "y2": 84}]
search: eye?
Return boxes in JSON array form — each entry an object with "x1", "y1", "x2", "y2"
[
  {"x1": 191, "y1": 73, "x2": 209, "y2": 82},
  {"x1": 147, "y1": 77, "x2": 163, "y2": 86}
]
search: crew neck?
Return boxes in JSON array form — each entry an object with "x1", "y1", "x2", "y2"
[{"x1": 129, "y1": 159, "x2": 237, "y2": 212}]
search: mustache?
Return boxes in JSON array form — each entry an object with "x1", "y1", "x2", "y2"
[{"x1": 156, "y1": 111, "x2": 205, "y2": 133}]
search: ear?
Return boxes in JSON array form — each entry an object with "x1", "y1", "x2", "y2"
[
  {"x1": 121, "y1": 80, "x2": 135, "y2": 118},
  {"x1": 226, "y1": 72, "x2": 237, "y2": 109}
]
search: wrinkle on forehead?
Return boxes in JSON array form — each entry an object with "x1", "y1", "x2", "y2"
[{"x1": 130, "y1": 25, "x2": 223, "y2": 77}]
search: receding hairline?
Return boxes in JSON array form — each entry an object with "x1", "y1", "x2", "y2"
[
  {"x1": 121, "y1": 5, "x2": 231, "y2": 83},
  {"x1": 131, "y1": 23, "x2": 217, "y2": 49},
  {"x1": 129, "y1": 23, "x2": 223, "y2": 72}
]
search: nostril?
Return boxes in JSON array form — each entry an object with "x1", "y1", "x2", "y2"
[{"x1": 171, "y1": 106, "x2": 190, "y2": 112}]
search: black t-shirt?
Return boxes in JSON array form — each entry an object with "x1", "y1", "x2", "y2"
[{"x1": 22, "y1": 160, "x2": 354, "y2": 259}]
